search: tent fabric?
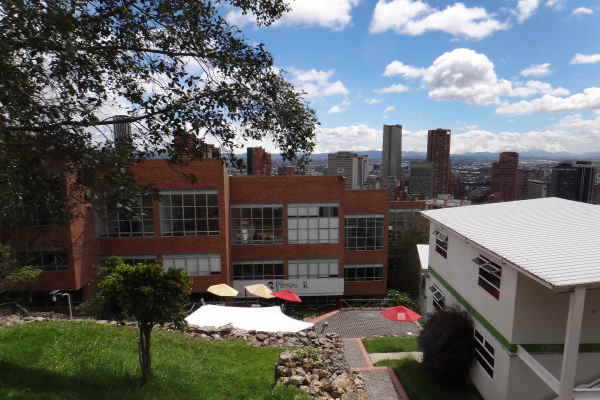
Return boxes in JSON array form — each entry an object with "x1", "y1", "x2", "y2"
[
  {"x1": 272, "y1": 289, "x2": 302, "y2": 303},
  {"x1": 245, "y1": 284, "x2": 275, "y2": 299},
  {"x1": 185, "y1": 305, "x2": 313, "y2": 333},
  {"x1": 207, "y1": 284, "x2": 239, "y2": 297},
  {"x1": 380, "y1": 305, "x2": 423, "y2": 322}
]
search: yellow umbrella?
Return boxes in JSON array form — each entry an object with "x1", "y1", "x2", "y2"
[
  {"x1": 245, "y1": 284, "x2": 275, "y2": 299},
  {"x1": 207, "y1": 284, "x2": 239, "y2": 297}
]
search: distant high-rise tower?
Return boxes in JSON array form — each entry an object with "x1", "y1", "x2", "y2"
[
  {"x1": 327, "y1": 151, "x2": 368, "y2": 189},
  {"x1": 382, "y1": 125, "x2": 402, "y2": 182},
  {"x1": 550, "y1": 161, "x2": 595, "y2": 203},
  {"x1": 247, "y1": 147, "x2": 272, "y2": 176},
  {"x1": 491, "y1": 152, "x2": 519, "y2": 201},
  {"x1": 427, "y1": 129, "x2": 451, "y2": 196},
  {"x1": 409, "y1": 161, "x2": 433, "y2": 197},
  {"x1": 112, "y1": 115, "x2": 132, "y2": 146}
]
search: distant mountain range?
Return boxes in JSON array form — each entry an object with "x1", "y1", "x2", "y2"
[{"x1": 266, "y1": 150, "x2": 600, "y2": 163}]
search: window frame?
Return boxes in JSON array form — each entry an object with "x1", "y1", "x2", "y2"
[
  {"x1": 344, "y1": 264, "x2": 384, "y2": 281},
  {"x1": 288, "y1": 259, "x2": 339, "y2": 279},
  {"x1": 287, "y1": 203, "x2": 339, "y2": 244},
  {"x1": 97, "y1": 196, "x2": 155, "y2": 238},
  {"x1": 344, "y1": 214, "x2": 385, "y2": 251},
  {"x1": 474, "y1": 255, "x2": 502, "y2": 300},
  {"x1": 434, "y1": 230, "x2": 448, "y2": 258},
  {"x1": 24, "y1": 250, "x2": 69, "y2": 271},
  {"x1": 474, "y1": 328, "x2": 495, "y2": 378},
  {"x1": 232, "y1": 260, "x2": 285, "y2": 280},
  {"x1": 231, "y1": 205, "x2": 283, "y2": 245},
  {"x1": 159, "y1": 190, "x2": 219, "y2": 237},
  {"x1": 162, "y1": 254, "x2": 221, "y2": 277},
  {"x1": 429, "y1": 283, "x2": 445, "y2": 311}
]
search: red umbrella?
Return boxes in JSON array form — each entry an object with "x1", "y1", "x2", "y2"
[
  {"x1": 380, "y1": 305, "x2": 422, "y2": 322},
  {"x1": 272, "y1": 289, "x2": 302, "y2": 303}
]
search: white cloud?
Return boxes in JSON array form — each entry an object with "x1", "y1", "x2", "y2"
[
  {"x1": 365, "y1": 98, "x2": 383, "y2": 104},
  {"x1": 374, "y1": 84, "x2": 410, "y2": 94},
  {"x1": 496, "y1": 87, "x2": 600, "y2": 115},
  {"x1": 328, "y1": 98, "x2": 351, "y2": 114},
  {"x1": 520, "y1": 63, "x2": 551, "y2": 77},
  {"x1": 384, "y1": 49, "x2": 570, "y2": 106},
  {"x1": 517, "y1": 0, "x2": 540, "y2": 22},
  {"x1": 383, "y1": 60, "x2": 426, "y2": 78},
  {"x1": 572, "y1": 7, "x2": 594, "y2": 15},
  {"x1": 546, "y1": 0, "x2": 564, "y2": 9},
  {"x1": 226, "y1": 0, "x2": 360, "y2": 31},
  {"x1": 369, "y1": 0, "x2": 508, "y2": 40},
  {"x1": 383, "y1": 105, "x2": 396, "y2": 118},
  {"x1": 288, "y1": 67, "x2": 349, "y2": 99},
  {"x1": 570, "y1": 53, "x2": 600, "y2": 64}
]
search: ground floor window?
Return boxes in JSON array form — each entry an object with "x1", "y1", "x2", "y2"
[
  {"x1": 474, "y1": 328, "x2": 495, "y2": 378},
  {"x1": 429, "y1": 283, "x2": 445, "y2": 311},
  {"x1": 288, "y1": 259, "x2": 339, "y2": 279},
  {"x1": 163, "y1": 254, "x2": 221, "y2": 276},
  {"x1": 233, "y1": 261, "x2": 284, "y2": 280},
  {"x1": 23, "y1": 250, "x2": 68, "y2": 271},
  {"x1": 117, "y1": 255, "x2": 156, "y2": 266},
  {"x1": 344, "y1": 264, "x2": 384, "y2": 281}
]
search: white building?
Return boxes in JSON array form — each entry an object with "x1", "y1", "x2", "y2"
[{"x1": 421, "y1": 198, "x2": 600, "y2": 400}]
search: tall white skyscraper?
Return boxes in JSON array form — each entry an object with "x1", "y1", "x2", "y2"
[{"x1": 382, "y1": 124, "x2": 402, "y2": 181}]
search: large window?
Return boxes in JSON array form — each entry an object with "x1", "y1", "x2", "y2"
[
  {"x1": 474, "y1": 255, "x2": 502, "y2": 300},
  {"x1": 119, "y1": 255, "x2": 156, "y2": 265},
  {"x1": 474, "y1": 329, "x2": 495, "y2": 378},
  {"x1": 434, "y1": 230, "x2": 448, "y2": 258},
  {"x1": 159, "y1": 190, "x2": 219, "y2": 236},
  {"x1": 233, "y1": 261, "x2": 284, "y2": 280},
  {"x1": 25, "y1": 251, "x2": 68, "y2": 271},
  {"x1": 345, "y1": 215, "x2": 384, "y2": 250},
  {"x1": 288, "y1": 259, "x2": 339, "y2": 279},
  {"x1": 429, "y1": 284, "x2": 445, "y2": 311},
  {"x1": 97, "y1": 196, "x2": 154, "y2": 237},
  {"x1": 163, "y1": 254, "x2": 221, "y2": 276},
  {"x1": 231, "y1": 205, "x2": 283, "y2": 244},
  {"x1": 288, "y1": 204, "x2": 339, "y2": 244},
  {"x1": 344, "y1": 264, "x2": 384, "y2": 281}
]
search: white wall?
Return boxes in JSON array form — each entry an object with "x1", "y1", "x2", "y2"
[
  {"x1": 512, "y1": 276, "x2": 600, "y2": 344},
  {"x1": 428, "y1": 223, "x2": 519, "y2": 342}
]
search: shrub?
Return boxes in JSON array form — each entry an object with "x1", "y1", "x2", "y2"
[
  {"x1": 385, "y1": 289, "x2": 418, "y2": 311},
  {"x1": 417, "y1": 307, "x2": 475, "y2": 385}
]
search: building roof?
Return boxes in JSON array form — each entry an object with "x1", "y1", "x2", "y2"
[{"x1": 421, "y1": 198, "x2": 600, "y2": 290}]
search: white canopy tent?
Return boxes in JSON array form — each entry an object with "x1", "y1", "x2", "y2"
[{"x1": 185, "y1": 305, "x2": 313, "y2": 333}]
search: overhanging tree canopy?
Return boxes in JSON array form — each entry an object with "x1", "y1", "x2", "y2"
[{"x1": 0, "y1": 0, "x2": 318, "y2": 229}]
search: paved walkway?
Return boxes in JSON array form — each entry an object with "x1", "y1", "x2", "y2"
[
  {"x1": 342, "y1": 338, "x2": 410, "y2": 400},
  {"x1": 314, "y1": 310, "x2": 419, "y2": 338},
  {"x1": 370, "y1": 351, "x2": 423, "y2": 364}
]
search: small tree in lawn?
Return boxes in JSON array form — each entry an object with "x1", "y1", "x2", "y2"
[
  {"x1": 417, "y1": 307, "x2": 475, "y2": 386},
  {"x1": 96, "y1": 258, "x2": 191, "y2": 384}
]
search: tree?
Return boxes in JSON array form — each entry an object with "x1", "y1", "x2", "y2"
[
  {"x1": 0, "y1": 0, "x2": 318, "y2": 231},
  {"x1": 96, "y1": 258, "x2": 191, "y2": 384},
  {"x1": 384, "y1": 289, "x2": 418, "y2": 311},
  {"x1": 417, "y1": 307, "x2": 475, "y2": 386},
  {"x1": 0, "y1": 244, "x2": 42, "y2": 300}
]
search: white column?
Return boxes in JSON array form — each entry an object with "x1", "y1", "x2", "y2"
[{"x1": 559, "y1": 287, "x2": 586, "y2": 400}]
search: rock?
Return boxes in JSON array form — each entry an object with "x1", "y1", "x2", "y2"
[{"x1": 289, "y1": 375, "x2": 306, "y2": 386}]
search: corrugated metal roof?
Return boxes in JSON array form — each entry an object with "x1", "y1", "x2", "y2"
[{"x1": 421, "y1": 197, "x2": 600, "y2": 289}]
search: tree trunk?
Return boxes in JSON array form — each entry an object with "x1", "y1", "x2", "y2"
[{"x1": 138, "y1": 322, "x2": 153, "y2": 384}]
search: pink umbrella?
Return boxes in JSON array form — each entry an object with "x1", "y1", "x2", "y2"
[
  {"x1": 272, "y1": 289, "x2": 302, "y2": 303},
  {"x1": 380, "y1": 305, "x2": 422, "y2": 324}
]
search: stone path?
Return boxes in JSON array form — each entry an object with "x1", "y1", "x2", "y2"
[
  {"x1": 314, "y1": 310, "x2": 419, "y2": 338},
  {"x1": 369, "y1": 351, "x2": 423, "y2": 364},
  {"x1": 341, "y1": 338, "x2": 410, "y2": 400}
]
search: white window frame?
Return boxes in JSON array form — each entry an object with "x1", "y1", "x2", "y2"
[
  {"x1": 97, "y1": 196, "x2": 154, "y2": 238},
  {"x1": 344, "y1": 264, "x2": 384, "y2": 281},
  {"x1": 429, "y1": 283, "x2": 445, "y2": 311},
  {"x1": 344, "y1": 214, "x2": 385, "y2": 251},
  {"x1": 162, "y1": 254, "x2": 221, "y2": 276},
  {"x1": 230, "y1": 204, "x2": 283, "y2": 244},
  {"x1": 159, "y1": 190, "x2": 219, "y2": 237},
  {"x1": 287, "y1": 203, "x2": 339, "y2": 244},
  {"x1": 474, "y1": 328, "x2": 495, "y2": 378},
  {"x1": 288, "y1": 259, "x2": 339, "y2": 279},
  {"x1": 474, "y1": 255, "x2": 502, "y2": 300},
  {"x1": 433, "y1": 230, "x2": 448, "y2": 258}
]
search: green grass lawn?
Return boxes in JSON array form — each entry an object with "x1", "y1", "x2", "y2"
[
  {"x1": 362, "y1": 337, "x2": 418, "y2": 353},
  {"x1": 378, "y1": 358, "x2": 483, "y2": 400},
  {"x1": 0, "y1": 321, "x2": 308, "y2": 400}
]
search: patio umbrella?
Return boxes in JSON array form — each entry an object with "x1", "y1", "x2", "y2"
[
  {"x1": 272, "y1": 289, "x2": 302, "y2": 303},
  {"x1": 207, "y1": 284, "x2": 239, "y2": 297},
  {"x1": 380, "y1": 305, "x2": 423, "y2": 327},
  {"x1": 245, "y1": 283, "x2": 275, "y2": 299}
]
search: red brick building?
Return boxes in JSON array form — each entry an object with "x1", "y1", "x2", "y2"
[
  {"x1": 15, "y1": 158, "x2": 390, "y2": 302},
  {"x1": 246, "y1": 147, "x2": 272, "y2": 176},
  {"x1": 426, "y1": 129, "x2": 451, "y2": 196}
]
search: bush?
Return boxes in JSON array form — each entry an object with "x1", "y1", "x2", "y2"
[
  {"x1": 417, "y1": 307, "x2": 475, "y2": 385},
  {"x1": 385, "y1": 289, "x2": 418, "y2": 311}
]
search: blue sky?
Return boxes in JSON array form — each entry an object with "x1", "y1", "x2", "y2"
[{"x1": 225, "y1": 0, "x2": 600, "y2": 155}]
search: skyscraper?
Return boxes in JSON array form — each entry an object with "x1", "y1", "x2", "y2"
[
  {"x1": 427, "y1": 128, "x2": 451, "y2": 196},
  {"x1": 550, "y1": 161, "x2": 595, "y2": 203},
  {"x1": 382, "y1": 124, "x2": 402, "y2": 182},
  {"x1": 327, "y1": 151, "x2": 368, "y2": 189},
  {"x1": 490, "y1": 152, "x2": 519, "y2": 201},
  {"x1": 246, "y1": 147, "x2": 272, "y2": 176},
  {"x1": 408, "y1": 161, "x2": 433, "y2": 197}
]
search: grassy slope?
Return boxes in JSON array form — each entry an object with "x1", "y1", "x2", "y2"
[
  {"x1": 362, "y1": 337, "x2": 418, "y2": 353},
  {"x1": 0, "y1": 322, "x2": 308, "y2": 400},
  {"x1": 378, "y1": 358, "x2": 483, "y2": 400}
]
